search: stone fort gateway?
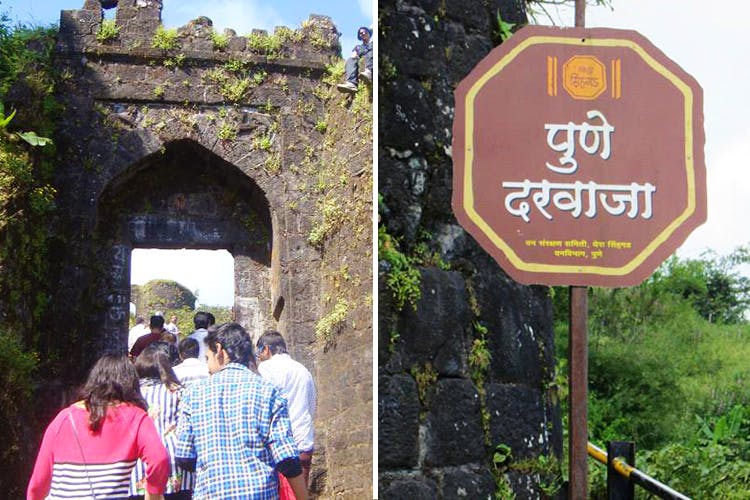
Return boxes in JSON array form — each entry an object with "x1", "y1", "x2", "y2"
[{"x1": 22, "y1": 0, "x2": 373, "y2": 498}]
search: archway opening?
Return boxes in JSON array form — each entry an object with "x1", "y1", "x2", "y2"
[
  {"x1": 97, "y1": 139, "x2": 275, "y2": 347},
  {"x1": 130, "y1": 248, "x2": 234, "y2": 334}
]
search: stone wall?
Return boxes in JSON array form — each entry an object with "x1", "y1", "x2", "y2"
[
  {"x1": 8, "y1": 1, "x2": 372, "y2": 497},
  {"x1": 378, "y1": 0, "x2": 564, "y2": 498}
]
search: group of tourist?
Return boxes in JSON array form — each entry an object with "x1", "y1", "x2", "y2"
[{"x1": 26, "y1": 313, "x2": 317, "y2": 500}]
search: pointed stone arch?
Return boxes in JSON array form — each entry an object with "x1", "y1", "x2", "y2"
[{"x1": 95, "y1": 139, "x2": 276, "y2": 349}]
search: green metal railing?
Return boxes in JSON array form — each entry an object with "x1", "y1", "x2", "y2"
[{"x1": 588, "y1": 442, "x2": 691, "y2": 500}]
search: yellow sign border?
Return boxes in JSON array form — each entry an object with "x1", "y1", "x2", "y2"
[{"x1": 463, "y1": 35, "x2": 696, "y2": 276}]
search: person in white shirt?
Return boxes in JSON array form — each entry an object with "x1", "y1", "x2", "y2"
[
  {"x1": 172, "y1": 337, "x2": 209, "y2": 387},
  {"x1": 256, "y1": 330, "x2": 316, "y2": 488},
  {"x1": 187, "y1": 312, "x2": 210, "y2": 362},
  {"x1": 164, "y1": 314, "x2": 180, "y2": 338},
  {"x1": 127, "y1": 317, "x2": 149, "y2": 352}
]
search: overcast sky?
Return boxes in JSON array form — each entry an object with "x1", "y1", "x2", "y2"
[
  {"x1": 538, "y1": 1, "x2": 748, "y2": 260},
  {"x1": 1, "y1": 0, "x2": 373, "y2": 307}
]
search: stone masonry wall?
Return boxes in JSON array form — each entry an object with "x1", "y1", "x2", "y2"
[
  {"x1": 10, "y1": 1, "x2": 372, "y2": 498},
  {"x1": 378, "y1": 1, "x2": 564, "y2": 498}
]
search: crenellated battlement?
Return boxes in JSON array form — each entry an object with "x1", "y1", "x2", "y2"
[{"x1": 58, "y1": 0, "x2": 341, "y2": 70}]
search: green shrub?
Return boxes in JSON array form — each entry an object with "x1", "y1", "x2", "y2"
[
  {"x1": 378, "y1": 225, "x2": 421, "y2": 310},
  {"x1": 247, "y1": 32, "x2": 282, "y2": 56},
  {"x1": 315, "y1": 299, "x2": 348, "y2": 343},
  {"x1": 210, "y1": 30, "x2": 228, "y2": 50},
  {"x1": 96, "y1": 19, "x2": 119, "y2": 43},
  {"x1": 152, "y1": 25, "x2": 179, "y2": 50},
  {"x1": 0, "y1": 328, "x2": 38, "y2": 495}
]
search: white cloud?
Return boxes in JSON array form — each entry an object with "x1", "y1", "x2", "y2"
[
  {"x1": 680, "y1": 129, "x2": 750, "y2": 257},
  {"x1": 358, "y1": 0, "x2": 373, "y2": 24}
]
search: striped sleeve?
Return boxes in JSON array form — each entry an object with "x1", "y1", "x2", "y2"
[{"x1": 134, "y1": 410, "x2": 170, "y2": 494}]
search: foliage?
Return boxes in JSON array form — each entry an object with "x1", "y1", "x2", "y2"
[
  {"x1": 314, "y1": 118, "x2": 327, "y2": 133},
  {"x1": 0, "y1": 22, "x2": 58, "y2": 336},
  {"x1": 638, "y1": 442, "x2": 750, "y2": 499},
  {"x1": 322, "y1": 59, "x2": 346, "y2": 86},
  {"x1": 210, "y1": 30, "x2": 228, "y2": 50},
  {"x1": 217, "y1": 122, "x2": 237, "y2": 141},
  {"x1": 378, "y1": 225, "x2": 421, "y2": 311},
  {"x1": 0, "y1": 328, "x2": 38, "y2": 495},
  {"x1": 492, "y1": 10, "x2": 516, "y2": 44},
  {"x1": 152, "y1": 25, "x2": 179, "y2": 50},
  {"x1": 204, "y1": 66, "x2": 264, "y2": 103},
  {"x1": 551, "y1": 248, "x2": 750, "y2": 496},
  {"x1": 163, "y1": 53, "x2": 186, "y2": 68},
  {"x1": 245, "y1": 26, "x2": 303, "y2": 59},
  {"x1": 410, "y1": 362, "x2": 437, "y2": 406},
  {"x1": 315, "y1": 298, "x2": 348, "y2": 343},
  {"x1": 247, "y1": 31, "x2": 283, "y2": 57},
  {"x1": 263, "y1": 152, "x2": 281, "y2": 175},
  {"x1": 469, "y1": 321, "x2": 491, "y2": 388},
  {"x1": 96, "y1": 19, "x2": 119, "y2": 43},
  {"x1": 308, "y1": 197, "x2": 345, "y2": 246},
  {"x1": 224, "y1": 59, "x2": 246, "y2": 73},
  {"x1": 253, "y1": 133, "x2": 272, "y2": 151}
]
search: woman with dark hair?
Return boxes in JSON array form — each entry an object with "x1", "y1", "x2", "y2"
[
  {"x1": 129, "y1": 342, "x2": 192, "y2": 500},
  {"x1": 27, "y1": 353, "x2": 169, "y2": 500}
]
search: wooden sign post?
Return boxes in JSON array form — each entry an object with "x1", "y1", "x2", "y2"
[{"x1": 451, "y1": 17, "x2": 706, "y2": 498}]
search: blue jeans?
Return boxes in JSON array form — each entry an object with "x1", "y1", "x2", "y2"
[{"x1": 345, "y1": 48, "x2": 373, "y2": 84}]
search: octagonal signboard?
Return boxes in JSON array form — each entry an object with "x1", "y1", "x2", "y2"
[{"x1": 452, "y1": 25, "x2": 706, "y2": 287}]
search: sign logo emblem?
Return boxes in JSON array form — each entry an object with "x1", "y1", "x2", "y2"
[{"x1": 562, "y1": 55, "x2": 607, "y2": 100}]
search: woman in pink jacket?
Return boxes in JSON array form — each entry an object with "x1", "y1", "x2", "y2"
[{"x1": 27, "y1": 353, "x2": 169, "y2": 500}]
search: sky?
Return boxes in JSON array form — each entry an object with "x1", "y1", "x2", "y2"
[
  {"x1": 536, "y1": 1, "x2": 749, "y2": 260},
  {"x1": 0, "y1": 0, "x2": 373, "y2": 307},
  {"x1": 131, "y1": 249, "x2": 234, "y2": 307}
]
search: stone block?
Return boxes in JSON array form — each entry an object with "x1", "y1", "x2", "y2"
[
  {"x1": 380, "y1": 13, "x2": 443, "y2": 78},
  {"x1": 444, "y1": 0, "x2": 491, "y2": 31},
  {"x1": 378, "y1": 373, "x2": 420, "y2": 469},
  {"x1": 396, "y1": 267, "x2": 469, "y2": 376},
  {"x1": 424, "y1": 378, "x2": 484, "y2": 466},
  {"x1": 468, "y1": 253, "x2": 554, "y2": 387},
  {"x1": 485, "y1": 383, "x2": 557, "y2": 459},
  {"x1": 442, "y1": 467, "x2": 496, "y2": 499},
  {"x1": 380, "y1": 477, "x2": 438, "y2": 500}
]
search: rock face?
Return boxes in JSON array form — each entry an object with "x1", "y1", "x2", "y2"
[
  {"x1": 9, "y1": 1, "x2": 371, "y2": 497},
  {"x1": 378, "y1": 0, "x2": 563, "y2": 498}
]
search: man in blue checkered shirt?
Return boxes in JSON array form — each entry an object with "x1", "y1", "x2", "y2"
[{"x1": 175, "y1": 323, "x2": 308, "y2": 499}]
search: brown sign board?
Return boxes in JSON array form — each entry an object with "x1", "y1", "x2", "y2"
[{"x1": 452, "y1": 25, "x2": 706, "y2": 287}]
